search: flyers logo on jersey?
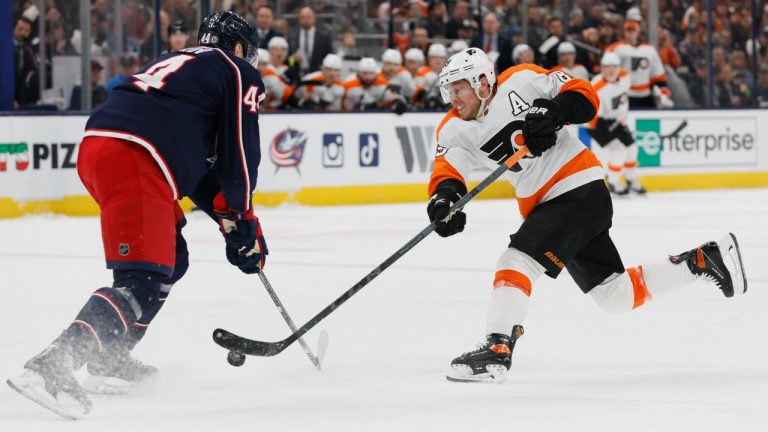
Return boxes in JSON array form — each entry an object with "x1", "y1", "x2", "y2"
[{"x1": 479, "y1": 120, "x2": 526, "y2": 172}]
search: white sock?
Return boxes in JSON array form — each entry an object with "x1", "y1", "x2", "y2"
[
  {"x1": 606, "y1": 140, "x2": 626, "y2": 185},
  {"x1": 485, "y1": 287, "x2": 530, "y2": 336},
  {"x1": 623, "y1": 143, "x2": 639, "y2": 182},
  {"x1": 642, "y1": 259, "x2": 697, "y2": 299}
]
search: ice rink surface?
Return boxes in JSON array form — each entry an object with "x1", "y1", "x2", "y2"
[{"x1": 1, "y1": 188, "x2": 767, "y2": 431}]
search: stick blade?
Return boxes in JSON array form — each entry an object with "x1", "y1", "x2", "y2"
[
  {"x1": 212, "y1": 328, "x2": 284, "y2": 357},
  {"x1": 315, "y1": 330, "x2": 329, "y2": 369}
]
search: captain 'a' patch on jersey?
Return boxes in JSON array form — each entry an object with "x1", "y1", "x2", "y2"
[{"x1": 430, "y1": 63, "x2": 603, "y2": 218}]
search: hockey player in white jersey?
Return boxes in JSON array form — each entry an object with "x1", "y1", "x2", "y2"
[
  {"x1": 551, "y1": 41, "x2": 590, "y2": 80},
  {"x1": 606, "y1": 20, "x2": 673, "y2": 108},
  {"x1": 342, "y1": 57, "x2": 403, "y2": 112},
  {"x1": 255, "y1": 48, "x2": 294, "y2": 110},
  {"x1": 429, "y1": 48, "x2": 747, "y2": 383},
  {"x1": 587, "y1": 52, "x2": 646, "y2": 195},
  {"x1": 380, "y1": 48, "x2": 417, "y2": 100},
  {"x1": 404, "y1": 48, "x2": 437, "y2": 106},
  {"x1": 294, "y1": 54, "x2": 344, "y2": 110}
]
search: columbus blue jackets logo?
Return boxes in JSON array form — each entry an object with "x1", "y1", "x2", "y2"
[{"x1": 270, "y1": 128, "x2": 307, "y2": 173}]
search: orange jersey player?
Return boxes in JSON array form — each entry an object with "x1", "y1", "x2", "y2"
[
  {"x1": 587, "y1": 52, "x2": 646, "y2": 195},
  {"x1": 428, "y1": 48, "x2": 747, "y2": 383}
]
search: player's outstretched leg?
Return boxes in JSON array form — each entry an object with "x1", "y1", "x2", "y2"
[
  {"x1": 622, "y1": 143, "x2": 647, "y2": 195},
  {"x1": 447, "y1": 326, "x2": 524, "y2": 383},
  {"x1": 670, "y1": 233, "x2": 747, "y2": 297}
]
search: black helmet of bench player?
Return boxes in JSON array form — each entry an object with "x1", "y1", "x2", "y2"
[{"x1": 198, "y1": 11, "x2": 259, "y2": 65}]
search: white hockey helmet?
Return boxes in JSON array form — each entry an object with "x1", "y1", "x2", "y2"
[
  {"x1": 449, "y1": 40, "x2": 469, "y2": 55},
  {"x1": 382, "y1": 48, "x2": 403, "y2": 65},
  {"x1": 405, "y1": 48, "x2": 425, "y2": 63},
  {"x1": 557, "y1": 41, "x2": 576, "y2": 54},
  {"x1": 512, "y1": 43, "x2": 532, "y2": 62},
  {"x1": 427, "y1": 43, "x2": 447, "y2": 58},
  {"x1": 322, "y1": 53, "x2": 342, "y2": 70},
  {"x1": 439, "y1": 48, "x2": 496, "y2": 105},
  {"x1": 601, "y1": 52, "x2": 621, "y2": 66},
  {"x1": 267, "y1": 36, "x2": 288, "y2": 49},
  {"x1": 257, "y1": 48, "x2": 270, "y2": 66},
  {"x1": 358, "y1": 57, "x2": 379, "y2": 73}
]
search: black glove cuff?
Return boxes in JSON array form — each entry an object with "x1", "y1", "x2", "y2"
[
  {"x1": 436, "y1": 178, "x2": 467, "y2": 198},
  {"x1": 552, "y1": 91, "x2": 596, "y2": 125}
]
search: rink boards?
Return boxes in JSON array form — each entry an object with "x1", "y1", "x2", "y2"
[{"x1": 1, "y1": 109, "x2": 767, "y2": 217}]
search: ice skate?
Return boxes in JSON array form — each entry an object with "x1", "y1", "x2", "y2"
[
  {"x1": 670, "y1": 233, "x2": 747, "y2": 297},
  {"x1": 83, "y1": 348, "x2": 158, "y2": 395},
  {"x1": 608, "y1": 182, "x2": 629, "y2": 196},
  {"x1": 628, "y1": 180, "x2": 647, "y2": 195},
  {"x1": 447, "y1": 326, "x2": 524, "y2": 383},
  {"x1": 7, "y1": 344, "x2": 92, "y2": 420}
]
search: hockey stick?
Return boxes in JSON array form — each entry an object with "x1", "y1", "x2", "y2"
[
  {"x1": 213, "y1": 146, "x2": 530, "y2": 358},
  {"x1": 256, "y1": 271, "x2": 327, "y2": 370}
]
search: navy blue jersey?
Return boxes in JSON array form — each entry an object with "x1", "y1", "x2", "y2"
[{"x1": 85, "y1": 46, "x2": 265, "y2": 213}]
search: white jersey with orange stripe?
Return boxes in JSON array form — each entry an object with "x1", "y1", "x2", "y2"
[
  {"x1": 430, "y1": 64, "x2": 604, "y2": 219},
  {"x1": 294, "y1": 71, "x2": 344, "y2": 110},
  {"x1": 551, "y1": 64, "x2": 590, "y2": 81},
  {"x1": 606, "y1": 42, "x2": 665, "y2": 98},
  {"x1": 383, "y1": 67, "x2": 417, "y2": 98},
  {"x1": 341, "y1": 74, "x2": 393, "y2": 111},
  {"x1": 261, "y1": 65, "x2": 293, "y2": 109},
  {"x1": 589, "y1": 69, "x2": 631, "y2": 126}
]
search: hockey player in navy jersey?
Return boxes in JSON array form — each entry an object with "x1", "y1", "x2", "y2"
[{"x1": 7, "y1": 11, "x2": 267, "y2": 419}]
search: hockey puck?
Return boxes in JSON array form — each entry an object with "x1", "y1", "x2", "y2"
[{"x1": 227, "y1": 350, "x2": 246, "y2": 367}]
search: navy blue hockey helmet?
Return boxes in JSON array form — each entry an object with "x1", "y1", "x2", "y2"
[{"x1": 198, "y1": 11, "x2": 259, "y2": 64}]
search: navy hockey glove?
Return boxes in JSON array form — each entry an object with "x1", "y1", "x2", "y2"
[
  {"x1": 427, "y1": 179, "x2": 467, "y2": 238},
  {"x1": 523, "y1": 98, "x2": 566, "y2": 157},
  {"x1": 214, "y1": 196, "x2": 268, "y2": 274}
]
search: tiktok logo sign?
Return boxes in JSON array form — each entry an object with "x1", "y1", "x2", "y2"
[{"x1": 359, "y1": 133, "x2": 379, "y2": 167}]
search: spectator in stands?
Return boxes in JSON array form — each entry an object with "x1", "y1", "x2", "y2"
[
  {"x1": 289, "y1": 6, "x2": 333, "y2": 75},
  {"x1": 526, "y1": 6, "x2": 547, "y2": 53},
  {"x1": 423, "y1": 1, "x2": 446, "y2": 38},
  {"x1": 658, "y1": 28, "x2": 682, "y2": 70},
  {"x1": 380, "y1": 48, "x2": 417, "y2": 99},
  {"x1": 472, "y1": 13, "x2": 513, "y2": 73},
  {"x1": 729, "y1": 71, "x2": 753, "y2": 107},
  {"x1": 140, "y1": 9, "x2": 169, "y2": 64},
  {"x1": 712, "y1": 46, "x2": 728, "y2": 72},
  {"x1": 512, "y1": 43, "x2": 534, "y2": 65},
  {"x1": 756, "y1": 64, "x2": 768, "y2": 107},
  {"x1": 295, "y1": 54, "x2": 344, "y2": 111},
  {"x1": 687, "y1": 59, "x2": 709, "y2": 107},
  {"x1": 713, "y1": 63, "x2": 734, "y2": 107},
  {"x1": 68, "y1": 59, "x2": 108, "y2": 111},
  {"x1": 168, "y1": 20, "x2": 189, "y2": 52},
  {"x1": 107, "y1": 53, "x2": 138, "y2": 93},
  {"x1": 538, "y1": 16, "x2": 564, "y2": 68},
  {"x1": 568, "y1": 8, "x2": 586, "y2": 36},
  {"x1": 677, "y1": 25, "x2": 704, "y2": 73},
  {"x1": 411, "y1": 24, "x2": 431, "y2": 56},
  {"x1": 581, "y1": 27, "x2": 603, "y2": 75},
  {"x1": 445, "y1": 0, "x2": 471, "y2": 39},
  {"x1": 552, "y1": 41, "x2": 589, "y2": 80},
  {"x1": 13, "y1": 16, "x2": 39, "y2": 108},
  {"x1": 584, "y1": 2, "x2": 608, "y2": 28},
  {"x1": 252, "y1": 5, "x2": 280, "y2": 49},
  {"x1": 337, "y1": 29, "x2": 359, "y2": 59},
  {"x1": 730, "y1": 50, "x2": 754, "y2": 87}
]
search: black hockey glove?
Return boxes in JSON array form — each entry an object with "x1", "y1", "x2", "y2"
[
  {"x1": 392, "y1": 97, "x2": 408, "y2": 115},
  {"x1": 427, "y1": 179, "x2": 468, "y2": 238},
  {"x1": 523, "y1": 98, "x2": 566, "y2": 157},
  {"x1": 214, "y1": 194, "x2": 268, "y2": 274}
]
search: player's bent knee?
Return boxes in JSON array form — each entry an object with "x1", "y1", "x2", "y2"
[
  {"x1": 589, "y1": 272, "x2": 634, "y2": 313},
  {"x1": 495, "y1": 248, "x2": 545, "y2": 295},
  {"x1": 112, "y1": 269, "x2": 164, "y2": 317}
]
